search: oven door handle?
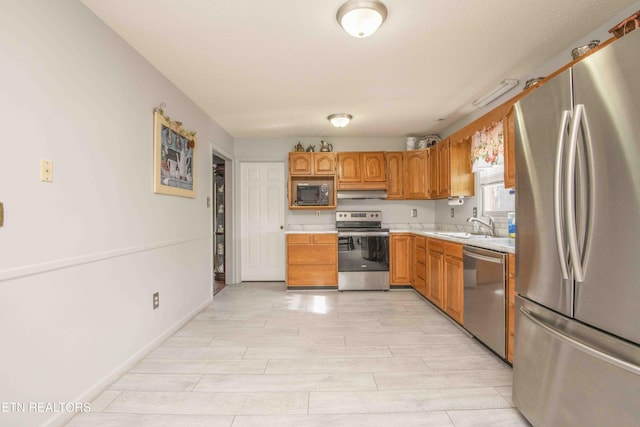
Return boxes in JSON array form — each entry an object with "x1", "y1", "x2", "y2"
[{"x1": 337, "y1": 232, "x2": 389, "y2": 237}]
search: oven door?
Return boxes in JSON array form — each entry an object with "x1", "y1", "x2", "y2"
[{"x1": 337, "y1": 232, "x2": 389, "y2": 290}]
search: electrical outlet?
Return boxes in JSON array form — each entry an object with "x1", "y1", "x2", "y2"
[
  {"x1": 207, "y1": 197, "x2": 211, "y2": 208},
  {"x1": 450, "y1": 208, "x2": 455, "y2": 218},
  {"x1": 473, "y1": 207, "x2": 478, "y2": 218},
  {"x1": 153, "y1": 292, "x2": 159, "y2": 310},
  {"x1": 316, "y1": 211, "x2": 320, "y2": 216},
  {"x1": 40, "y1": 160, "x2": 53, "y2": 182},
  {"x1": 411, "y1": 209, "x2": 417, "y2": 218}
]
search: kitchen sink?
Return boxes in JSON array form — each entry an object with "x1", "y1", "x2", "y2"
[{"x1": 433, "y1": 232, "x2": 472, "y2": 239}]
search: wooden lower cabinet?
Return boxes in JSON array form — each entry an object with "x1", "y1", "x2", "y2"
[
  {"x1": 413, "y1": 236, "x2": 427, "y2": 296},
  {"x1": 426, "y1": 239, "x2": 444, "y2": 308},
  {"x1": 286, "y1": 234, "x2": 337, "y2": 286},
  {"x1": 507, "y1": 253, "x2": 516, "y2": 363},
  {"x1": 390, "y1": 234, "x2": 411, "y2": 285},
  {"x1": 443, "y1": 241, "x2": 464, "y2": 325}
]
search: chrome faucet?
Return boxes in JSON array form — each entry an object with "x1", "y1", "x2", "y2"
[{"x1": 467, "y1": 215, "x2": 496, "y2": 236}]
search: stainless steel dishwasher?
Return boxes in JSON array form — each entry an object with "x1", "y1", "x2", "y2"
[{"x1": 463, "y1": 245, "x2": 507, "y2": 358}]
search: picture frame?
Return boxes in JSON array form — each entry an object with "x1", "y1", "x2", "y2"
[{"x1": 153, "y1": 111, "x2": 197, "y2": 198}]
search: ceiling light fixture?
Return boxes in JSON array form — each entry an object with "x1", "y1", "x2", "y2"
[
  {"x1": 336, "y1": 0, "x2": 388, "y2": 38},
  {"x1": 328, "y1": 113, "x2": 353, "y2": 128},
  {"x1": 472, "y1": 79, "x2": 520, "y2": 107}
]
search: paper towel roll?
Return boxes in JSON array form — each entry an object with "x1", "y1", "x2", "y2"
[{"x1": 448, "y1": 198, "x2": 464, "y2": 206}]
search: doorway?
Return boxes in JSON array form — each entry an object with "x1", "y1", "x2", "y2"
[{"x1": 213, "y1": 154, "x2": 226, "y2": 295}]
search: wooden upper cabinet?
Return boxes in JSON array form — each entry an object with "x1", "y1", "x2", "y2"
[
  {"x1": 428, "y1": 146, "x2": 439, "y2": 199},
  {"x1": 361, "y1": 152, "x2": 386, "y2": 183},
  {"x1": 437, "y1": 140, "x2": 451, "y2": 197},
  {"x1": 385, "y1": 152, "x2": 404, "y2": 199},
  {"x1": 337, "y1": 153, "x2": 361, "y2": 182},
  {"x1": 337, "y1": 152, "x2": 386, "y2": 190},
  {"x1": 403, "y1": 150, "x2": 429, "y2": 199},
  {"x1": 289, "y1": 152, "x2": 336, "y2": 176},
  {"x1": 314, "y1": 152, "x2": 336, "y2": 175},
  {"x1": 448, "y1": 136, "x2": 474, "y2": 198},
  {"x1": 503, "y1": 104, "x2": 516, "y2": 189},
  {"x1": 289, "y1": 152, "x2": 313, "y2": 175}
]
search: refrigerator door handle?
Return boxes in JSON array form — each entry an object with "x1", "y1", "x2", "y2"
[
  {"x1": 565, "y1": 104, "x2": 585, "y2": 282},
  {"x1": 519, "y1": 306, "x2": 640, "y2": 376},
  {"x1": 554, "y1": 110, "x2": 571, "y2": 280}
]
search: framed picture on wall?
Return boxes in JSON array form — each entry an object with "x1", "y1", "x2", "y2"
[{"x1": 153, "y1": 110, "x2": 197, "y2": 198}]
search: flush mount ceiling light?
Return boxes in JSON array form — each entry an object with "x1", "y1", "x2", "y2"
[
  {"x1": 336, "y1": 0, "x2": 388, "y2": 38},
  {"x1": 328, "y1": 113, "x2": 353, "y2": 128},
  {"x1": 472, "y1": 79, "x2": 520, "y2": 107}
]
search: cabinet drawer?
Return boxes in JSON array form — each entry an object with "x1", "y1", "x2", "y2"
[
  {"x1": 287, "y1": 234, "x2": 312, "y2": 244},
  {"x1": 288, "y1": 245, "x2": 337, "y2": 264},
  {"x1": 313, "y1": 234, "x2": 337, "y2": 244},
  {"x1": 288, "y1": 265, "x2": 337, "y2": 286},
  {"x1": 415, "y1": 236, "x2": 426, "y2": 249},
  {"x1": 427, "y1": 238, "x2": 444, "y2": 252},
  {"x1": 443, "y1": 241, "x2": 463, "y2": 258},
  {"x1": 415, "y1": 249, "x2": 426, "y2": 264}
]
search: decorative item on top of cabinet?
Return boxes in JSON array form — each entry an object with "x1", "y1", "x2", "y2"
[
  {"x1": 337, "y1": 152, "x2": 386, "y2": 190},
  {"x1": 390, "y1": 234, "x2": 411, "y2": 285},
  {"x1": 385, "y1": 152, "x2": 404, "y2": 199},
  {"x1": 443, "y1": 241, "x2": 464, "y2": 325},
  {"x1": 286, "y1": 233, "x2": 338, "y2": 287},
  {"x1": 319, "y1": 140, "x2": 333, "y2": 152}
]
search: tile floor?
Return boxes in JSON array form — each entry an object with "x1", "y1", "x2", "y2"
[{"x1": 66, "y1": 282, "x2": 530, "y2": 426}]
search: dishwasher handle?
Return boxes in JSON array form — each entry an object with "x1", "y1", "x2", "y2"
[{"x1": 463, "y1": 248, "x2": 505, "y2": 264}]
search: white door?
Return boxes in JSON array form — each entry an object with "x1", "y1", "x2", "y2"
[{"x1": 240, "y1": 162, "x2": 286, "y2": 281}]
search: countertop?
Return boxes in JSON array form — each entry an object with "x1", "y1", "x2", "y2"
[
  {"x1": 285, "y1": 226, "x2": 515, "y2": 254},
  {"x1": 390, "y1": 230, "x2": 515, "y2": 254}
]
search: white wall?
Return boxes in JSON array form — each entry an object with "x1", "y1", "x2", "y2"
[{"x1": 0, "y1": 1, "x2": 233, "y2": 426}]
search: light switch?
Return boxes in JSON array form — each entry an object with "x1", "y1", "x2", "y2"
[{"x1": 40, "y1": 160, "x2": 53, "y2": 182}]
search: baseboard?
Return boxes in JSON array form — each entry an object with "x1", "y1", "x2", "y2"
[{"x1": 43, "y1": 296, "x2": 213, "y2": 427}]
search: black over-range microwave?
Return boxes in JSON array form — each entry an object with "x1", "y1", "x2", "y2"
[{"x1": 294, "y1": 181, "x2": 332, "y2": 206}]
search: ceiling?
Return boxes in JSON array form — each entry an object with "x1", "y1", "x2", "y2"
[{"x1": 80, "y1": 0, "x2": 636, "y2": 138}]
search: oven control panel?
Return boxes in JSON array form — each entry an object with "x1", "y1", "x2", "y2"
[{"x1": 336, "y1": 211, "x2": 382, "y2": 221}]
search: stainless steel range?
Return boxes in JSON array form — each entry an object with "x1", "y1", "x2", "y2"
[{"x1": 335, "y1": 211, "x2": 389, "y2": 291}]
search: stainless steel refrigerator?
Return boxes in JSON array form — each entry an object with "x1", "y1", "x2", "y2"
[{"x1": 513, "y1": 29, "x2": 640, "y2": 427}]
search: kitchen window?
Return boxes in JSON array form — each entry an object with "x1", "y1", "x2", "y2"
[{"x1": 479, "y1": 165, "x2": 514, "y2": 217}]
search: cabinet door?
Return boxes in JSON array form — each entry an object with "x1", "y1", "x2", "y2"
[
  {"x1": 504, "y1": 105, "x2": 516, "y2": 189},
  {"x1": 403, "y1": 151, "x2": 428, "y2": 198},
  {"x1": 438, "y1": 140, "x2": 451, "y2": 198},
  {"x1": 390, "y1": 234, "x2": 411, "y2": 284},
  {"x1": 428, "y1": 147, "x2": 438, "y2": 199},
  {"x1": 314, "y1": 152, "x2": 336, "y2": 175},
  {"x1": 289, "y1": 153, "x2": 312, "y2": 175},
  {"x1": 337, "y1": 153, "x2": 361, "y2": 183},
  {"x1": 449, "y1": 136, "x2": 475, "y2": 197},
  {"x1": 444, "y1": 253, "x2": 464, "y2": 325},
  {"x1": 361, "y1": 152, "x2": 386, "y2": 183},
  {"x1": 427, "y1": 239, "x2": 444, "y2": 308},
  {"x1": 385, "y1": 152, "x2": 404, "y2": 199}
]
